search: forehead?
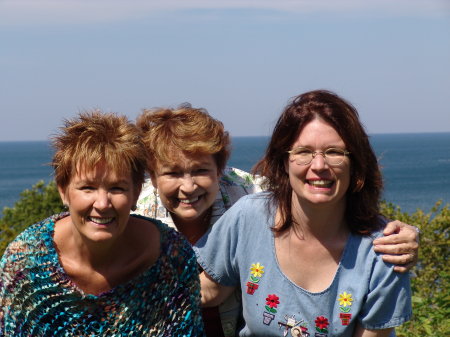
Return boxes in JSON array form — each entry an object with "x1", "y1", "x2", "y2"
[
  {"x1": 157, "y1": 151, "x2": 217, "y2": 170},
  {"x1": 72, "y1": 162, "x2": 131, "y2": 183},
  {"x1": 293, "y1": 119, "x2": 344, "y2": 146}
]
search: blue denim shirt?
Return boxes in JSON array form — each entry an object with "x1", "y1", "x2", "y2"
[{"x1": 195, "y1": 193, "x2": 412, "y2": 337}]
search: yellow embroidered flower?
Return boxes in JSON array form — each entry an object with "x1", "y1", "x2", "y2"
[
  {"x1": 338, "y1": 292, "x2": 353, "y2": 307},
  {"x1": 250, "y1": 263, "x2": 265, "y2": 277}
]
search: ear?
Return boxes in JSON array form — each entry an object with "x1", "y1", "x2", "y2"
[{"x1": 57, "y1": 185, "x2": 68, "y2": 206}]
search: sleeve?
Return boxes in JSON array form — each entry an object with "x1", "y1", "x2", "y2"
[
  {"x1": 358, "y1": 249, "x2": 412, "y2": 329},
  {"x1": 0, "y1": 236, "x2": 29, "y2": 334},
  {"x1": 194, "y1": 196, "x2": 247, "y2": 287}
]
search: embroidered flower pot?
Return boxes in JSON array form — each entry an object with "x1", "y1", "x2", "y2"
[
  {"x1": 339, "y1": 313, "x2": 352, "y2": 325},
  {"x1": 262, "y1": 312, "x2": 275, "y2": 325},
  {"x1": 246, "y1": 281, "x2": 259, "y2": 294},
  {"x1": 315, "y1": 333, "x2": 328, "y2": 337}
]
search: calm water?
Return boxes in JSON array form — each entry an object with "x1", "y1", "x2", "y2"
[{"x1": 1, "y1": 133, "x2": 449, "y2": 215}]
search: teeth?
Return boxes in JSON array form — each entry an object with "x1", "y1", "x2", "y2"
[
  {"x1": 89, "y1": 217, "x2": 113, "y2": 224},
  {"x1": 308, "y1": 180, "x2": 333, "y2": 187},
  {"x1": 179, "y1": 197, "x2": 199, "y2": 204}
]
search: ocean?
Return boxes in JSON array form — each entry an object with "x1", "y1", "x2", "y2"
[{"x1": 1, "y1": 133, "x2": 450, "y2": 215}]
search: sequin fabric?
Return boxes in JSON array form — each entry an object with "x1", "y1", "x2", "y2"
[{"x1": 0, "y1": 213, "x2": 205, "y2": 336}]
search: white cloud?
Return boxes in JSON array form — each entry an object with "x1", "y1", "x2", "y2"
[{"x1": 0, "y1": 0, "x2": 448, "y2": 26}]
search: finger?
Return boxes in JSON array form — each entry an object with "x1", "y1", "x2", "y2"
[
  {"x1": 393, "y1": 262, "x2": 415, "y2": 273},
  {"x1": 382, "y1": 220, "x2": 404, "y2": 235},
  {"x1": 381, "y1": 253, "x2": 415, "y2": 266},
  {"x1": 374, "y1": 242, "x2": 419, "y2": 255},
  {"x1": 373, "y1": 234, "x2": 402, "y2": 245},
  {"x1": 373, "y1": 227, "x2": 419, "y2": 245}
]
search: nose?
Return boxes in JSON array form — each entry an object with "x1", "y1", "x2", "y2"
[
  {"x1": 310, "y1": 151, "x2": 327, "y2": 169},
  {"x1": 93, "y1": 189, "x2": 111, "y2": 210},
  {"x1": 179, "y1": 173, "x2": 196, "y2": 193}
]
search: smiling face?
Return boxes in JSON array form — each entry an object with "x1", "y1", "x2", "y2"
[
  {"x1": 286, "y1": 118, "x2": 351, "y2": 209},
  {"x1": 58, "y1": 162, "x2": 140, "y2": 243},
  {"x1": 152, "y1": 151, "x2": 220, "y2": 226}
]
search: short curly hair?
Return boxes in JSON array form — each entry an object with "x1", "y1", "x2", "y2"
[
  {"x1": 136, "y1": 104, "x2": 231, "y2": 175},
  {"x1": 52, "y1": 110, "x2": 147, "y2": 191}
]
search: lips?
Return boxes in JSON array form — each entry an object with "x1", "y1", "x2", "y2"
[
  {"x1": 307, "y1": 179, "x2": 334, "y2": 188},
  {"x1": 178, "y1": 196, "x2": 200, "y2": 205},
  {"x1": 88, "y1": 216, "x2": 114, "y2": 224}
]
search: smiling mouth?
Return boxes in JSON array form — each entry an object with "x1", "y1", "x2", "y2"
[
  {"x1": 88, "y1": 216, "x2": 114, "y2": 224},
  {"x1": 307, "y1": 180, "x2": 334, "y2": 188},
  {"x1": 178, "y1": 196, "x2": 200, "y2": 205}
]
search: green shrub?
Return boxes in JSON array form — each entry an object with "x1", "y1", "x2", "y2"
[
  {"x1": 0, "y1": 180, "x2": 64, "y2": 254},
  {"x1": 381, "y1": 201, "x2": 450, "y2": 337}
]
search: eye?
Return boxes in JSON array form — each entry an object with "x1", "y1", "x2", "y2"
[
  {"x1": 193, "y1": 168, "x2": 210, "y2": 175},
  {"x1": 111, "y1": 186, "x2": 126, "y2": 193},
  {"x1": 291, "y1": 148, "x2": 313, "y2": 156},
  {"x1": 325, "y1": 148, "x2": 346, "y2": 157},
  {"x1": 79, "y1": 185, "x2": 95, "y2": 191},
  {"x1": 161, "y1": 171, "x2": 181, "y2": 177}
]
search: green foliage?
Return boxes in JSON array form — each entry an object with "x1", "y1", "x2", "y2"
[
  {"x1": 1, "y1": 182, "x2": 449, "y2": 336},
  {"x1": 0, "y1": 180, "x2": 64, "y2": 254},
  {"x1": 381, "y1": 201, "x2": 450, "y2": 337}
]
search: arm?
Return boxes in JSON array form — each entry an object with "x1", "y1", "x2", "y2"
[
  {"x1": 353, "y1": 324, "x2": 393, "y2": 337},
  {"x1": 373, "y1": 220, "x2": 419, "y2": 272},
  {"x1": 199, "y1": 271, "x2": 236, "y2": 308}
]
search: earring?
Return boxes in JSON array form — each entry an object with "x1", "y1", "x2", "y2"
[{"x1": 131, "y1": 205, "x2": 137, "y2": 212}]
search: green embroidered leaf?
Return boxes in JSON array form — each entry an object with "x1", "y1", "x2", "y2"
[
  {"x1": 265, "y1": 306, "x2": 277, "y2": 313},
  {"x1": 250, "y1": 275, "x2": 260, "y2": 282}
]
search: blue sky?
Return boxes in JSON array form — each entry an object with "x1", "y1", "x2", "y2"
[{"x1": 1, "y1": 0, "x2": 449, "y2": 141}]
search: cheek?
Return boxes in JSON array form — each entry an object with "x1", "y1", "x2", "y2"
[
  {"x1": 206, "y1": 175, "x2": 220, "y2": 195},
  {"x1": 156, "y1": 180, "x2": 176, "y2": 202}
]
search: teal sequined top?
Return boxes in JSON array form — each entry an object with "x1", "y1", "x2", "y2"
[{"x1": 0, "y1": 213, "x2": 205, "y2": 336}]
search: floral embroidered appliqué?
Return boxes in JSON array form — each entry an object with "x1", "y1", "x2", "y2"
[
  {"x1": 278, "y1": 315, "x2": 309, "y2": 337},
  {"x1": 338, "y1": 292, "x2": 353, "y2": 308},
  {"x1": 314, "y1": 315, "x2": 329, "y2": 336},
  {"x1": 246, "y1": 262, "x2": 265, "y2": 295},
  {"x1": 250, "y1": 262, "x2": 265, "y2": 278},
  {"x1": 337, "y1": 291, "x2": 354, "y2": 325},
  {"x1": 262, "y1": 294, "x2": 279, "y2": 326}
]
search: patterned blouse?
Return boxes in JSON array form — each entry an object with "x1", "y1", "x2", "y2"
[{"x1": 0, "y1": 213, "x2": 205, "y2": 336}]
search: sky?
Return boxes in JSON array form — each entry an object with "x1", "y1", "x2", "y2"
[{"x1": 1, "y1": 0, "x2": 450, "y2": 141}]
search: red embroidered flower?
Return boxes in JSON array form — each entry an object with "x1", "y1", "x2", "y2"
[
  {"x1": 315, "y1": 316, "x2": 330, "y2": 329},
  {"x1": 265, "y1": 294, "x2": 280, "y2": 308}
]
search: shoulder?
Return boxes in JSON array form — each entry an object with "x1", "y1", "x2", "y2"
[
  {"x1": 1, "y1": 214, "x2": 64, "y2": 298},
  {"x1": 231, "y1": 191, "x2": 273, "y2": 210},
  {"x1": 220, "y1": 166, "x2": 264, "y2": 191},
  {"x1": 2, "y1": 214, "x2": 63, "y2": 263},
  {"x1": 348, "y1": 229, "x2": 409, "y2": 283}
]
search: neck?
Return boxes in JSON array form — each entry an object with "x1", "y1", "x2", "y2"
[
  {"x1": 172, "y1": 208, "x2": 212, "y2": 245},
  {"x1": 290, "y1": 193, "x2": 348, "y2": 240}
]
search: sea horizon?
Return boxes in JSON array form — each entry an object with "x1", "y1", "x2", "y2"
[{"x1": 1, "y1": 132, "x2": 450, "y2": 216}]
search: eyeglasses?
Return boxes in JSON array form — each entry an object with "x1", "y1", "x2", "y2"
[{"x1": 287, "y1": 147, "x2": 350, "y2": 166}]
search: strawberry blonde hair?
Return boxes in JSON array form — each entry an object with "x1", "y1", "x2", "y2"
[
  {"x1": 52, "y1": 110, "x2": 147, "y2": 190},
  {"x1": 136, "y1": 104, "x2": 230, "y2": 176}
]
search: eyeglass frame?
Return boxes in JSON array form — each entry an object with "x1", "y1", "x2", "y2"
[{"x1": 286, "y1": 147, "x2": 351, "y2": 166}]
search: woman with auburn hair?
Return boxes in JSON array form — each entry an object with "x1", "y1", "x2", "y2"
[
  {"x1": 196, "y1": 90, "x2": 412, "y2": 336},
  {"x1": 0, "y1": 111, "x2": 204, "y2": 336},
  {"x1": 135, "y1": 103, "x2": 418, "y2": 337},
  {"x1": 135, "y1": 104, "x2": 262, "y2": 337}
]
